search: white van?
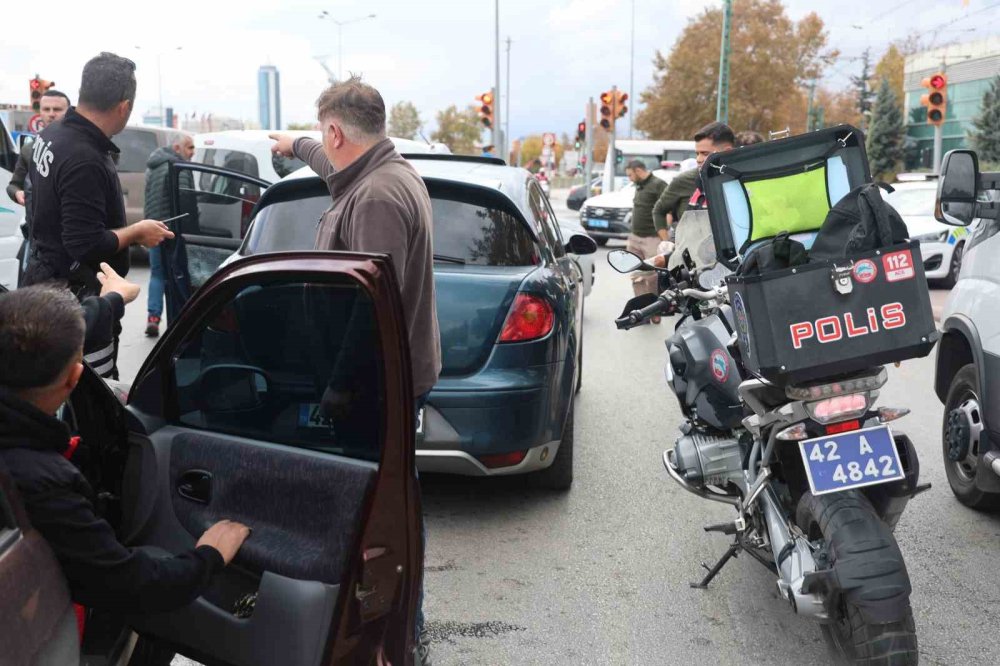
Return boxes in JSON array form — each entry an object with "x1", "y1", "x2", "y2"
[{"x1": 0, "y1": 116, "x2": 22, "y2": 290}]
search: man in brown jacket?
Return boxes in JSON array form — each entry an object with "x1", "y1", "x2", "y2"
[{"x1": 270, "y1": 75, "x2": 439, "y2": 666}]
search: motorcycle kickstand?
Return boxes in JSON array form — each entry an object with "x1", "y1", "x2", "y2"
[{"x1": 690, "y1": 540, "x2": 741, "y2": 589}]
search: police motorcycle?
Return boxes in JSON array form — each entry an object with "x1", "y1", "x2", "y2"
[{"x1": 608, "y1": 127, "x2": 937, "y2": 664}]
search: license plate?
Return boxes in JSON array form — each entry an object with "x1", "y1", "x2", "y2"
[
  {"x1": 416, "y1": 408, "x2": 424, "y2": 436},
  {"x1": 798, "y1": 425, "x2": 904, "y2": 495},
  {"x1": 299, "y1": 403, "x2": 333, "y2": 429},
  {"x1": 588, "y1": 218, "x2": 609, "y2": 229}
]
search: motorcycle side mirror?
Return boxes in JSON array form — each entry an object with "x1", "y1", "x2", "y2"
[{"x1": 607, "y1": 249, "x2": 648, "y2": 273}]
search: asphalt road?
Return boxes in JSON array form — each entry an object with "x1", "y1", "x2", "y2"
[{"x1": 115, "y1": 189, "x2": 994, "y2": 666}]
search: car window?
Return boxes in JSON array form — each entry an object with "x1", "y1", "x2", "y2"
[
  {"x1": 115, "y1": 128, "x2": 159, "y2": 173},
  {"x1": 194, "y1": 149, "x2": 261, "y2": 188},
  {"x1": 884, "y1": 187, "x2": 935, "y2": 216},
  {"x1": 245, "y1": 191, "x2": 540, "y2": 267},
  {"x1": 528, "y1": 183, "x2": 564, "y2": 257},
  {"x1": 171, "y1": 278, "x2": 384, "y2": 462},
  {"x1": 272, "y1": 153, "x2": 307, "y2": 179}
]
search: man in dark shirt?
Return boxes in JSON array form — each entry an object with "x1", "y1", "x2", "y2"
[
  {"x1": 24, "y1": 52, "x2": 173, "y2": 293},
  {"x1": 0, "y1": 286, "x2": 250, "y2": 617},
  {"x1": 624, "y1": 160, "x2": 668, "y2": 310}
]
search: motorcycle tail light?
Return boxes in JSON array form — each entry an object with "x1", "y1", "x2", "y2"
[
  {"x1": 825, "y1": 419, "x2": 861, "y2": 435},
  {"x1": 807, "y1": 393, "x2": 869, "y2": 424},
  {"x1": 777, "y1": 423, "x2": 808, "y2": 441},
  {"x1": 786, "y1": 367, "x2": 887, "y2": 401},
  {"x1": 878, "y1": 407, "x2": 911, "y2": 424},
  {"x1": 499, "y1": 293, "x2": 554, "y2": 343}
]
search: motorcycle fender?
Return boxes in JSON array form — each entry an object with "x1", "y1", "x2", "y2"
[{"x1": 798, "y1": 491, "x2": 912, "y2": 626}]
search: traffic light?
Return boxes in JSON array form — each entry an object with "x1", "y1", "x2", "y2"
[
  {"x1": 599, "y1": 91, "x2": 614, "y2": 130},
  {"x1": 476, "y1": 91, "x2": 494, "y2": 129},
  {"x1": 920, "y1": 73, "x2": 947, "y2": 127},
  {"x1": 614, "y1": 90, "x2": 628, "y2": 119},
  {"x1": 615, "y1": 148, "x2": 623, "y2": 165},
  {"x1": 575, "y1": 120, "x2": 585, "y2": 149},
  {"x1": 29, "y1": 77, "x2": 55, "y2": 112}
]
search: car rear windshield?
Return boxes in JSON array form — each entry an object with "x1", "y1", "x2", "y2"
[
  {"x1": 194, "y1": 148, "x2": 261, "y2": 184},
  {"x1": 244, "y1": 190, "x2": 538, "y2": 266}
]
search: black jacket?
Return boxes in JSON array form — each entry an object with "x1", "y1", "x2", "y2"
[
  {"x1": 6, "y1": 140, "x2": 34, "y2": 236},
  {"x1": 0, "y1": 389, "x2": 223, "y2": 613},
  {"x1": 81, "y1": 292, "x2": 124, "y2": 379},
  {"x1": 25, "y1": 108, "x2": 129, "y2": 286}
]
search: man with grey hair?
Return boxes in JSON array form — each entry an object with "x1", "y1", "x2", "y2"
[
  {"x1": 25, "y1": 52, "x2": 173, "y2": 297},
  {"x1": 269, "y1": 75, "x2": 439, "y2": 666}
]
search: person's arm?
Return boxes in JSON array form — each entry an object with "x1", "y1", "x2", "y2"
[
  {"x1": 650, "y1": 181, "x2": 670, "y2": 240},
  {"x1": 291, "y1": 137, "x2": 336, "y2": 187},
  {"x1": 651, "y1": 183, "x2": 677, "y2": 232},
  {"x1": 6, "y1": 144, "x2": 32, "y2": 202}
]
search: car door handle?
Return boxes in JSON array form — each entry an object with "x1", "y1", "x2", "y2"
[{"x1": 177, "y1": 470, "x2": 213, "y2": 504}]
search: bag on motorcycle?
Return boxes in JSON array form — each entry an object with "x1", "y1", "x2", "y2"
[{"x1": 808, "y1": 182, "x2": 909, "y2": 262}]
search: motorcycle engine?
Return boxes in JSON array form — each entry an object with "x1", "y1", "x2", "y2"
[{"x1": 672, "y1": 432, "x2": 743, "y2": 487}]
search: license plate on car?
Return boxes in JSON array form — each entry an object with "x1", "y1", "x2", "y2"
[
  {"x1": 299, "y1": 403, "x2": 333, "y2": 429},
  {"x1": 588, "y1": 218, "x2": 609, "y2": 229},
  {"x1": 798, "y1": 425, "x2": 904, "y2": 495}
]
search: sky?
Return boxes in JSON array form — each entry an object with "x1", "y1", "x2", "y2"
[{"x1": 1, "y1": 0, "x2": 997, "y2": 141}]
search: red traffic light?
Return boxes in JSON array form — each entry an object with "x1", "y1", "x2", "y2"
[
  {"x1": 30, "y1": 79, "x2": 40, "y2": 90},
  {"x1": 929, "y1": 74, "x2": 946, "y2": 89},
  {"x1": 577, "y1": 121, "x2": 586, "y2": 134}
]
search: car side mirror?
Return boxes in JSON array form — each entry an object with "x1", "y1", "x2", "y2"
[
  {"x1": 196, "y1": 364, "x2": 270, "y2": 413},
  {"x1": 565, "y1": 233, "x2": 598, "y2": 256},
  {"x1": 936, "y1": 150, "x2": 979, "y2": 226},
  {"x1": 17, "y1": 134, "x2": 33, "y2": 150},
  {"x1": 607, "y1": 249, "x2": 647, "y2": 273}
]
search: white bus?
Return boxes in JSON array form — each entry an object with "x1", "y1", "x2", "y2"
[{"x1": 603, "y1": 139, "x2": 696, "y2": 192}]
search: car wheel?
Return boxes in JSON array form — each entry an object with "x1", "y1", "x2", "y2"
[
  {"x1": 530, "y1": 405, "x2": 574, "y2": 490},
  {"x1": 940, "y1": 242, "x2": 965, "y2": 289},
  {"x1": 943, "y1": 364, "x2": 1000, "y2": 511},
  {"x1": 595, "y1": 238, "x2": 608, "y2": 247}
]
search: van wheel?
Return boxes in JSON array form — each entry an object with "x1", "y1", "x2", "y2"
[
  {"x1": 940, "y1": 242, "x2": 964, "y2": 289},
  {"x1": 943, "y1": 364, "x2": 1000, "y2": 510},
  {"x1": 530, "y1": 406, "x2": 574, "y2": 490}
]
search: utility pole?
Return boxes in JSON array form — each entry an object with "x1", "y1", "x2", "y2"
[
  {"x1": 584, "y1": 97, "x2": 594, "y2": 196},
  {"x1": 609, "y1": 85, "x2": 618, "y2": 193},
  {"x1": 629, "y1": 0, "x2": 636, "y2": 138},
  {"x1": 716, "y1": 0, "x2": 732, "y2": 124},
  {"x1": 493, "y1": 0, "x2": 501, "y2": 156},
  {"x1": 505, "y1": 36, "x2": 512, "y2": 164}
]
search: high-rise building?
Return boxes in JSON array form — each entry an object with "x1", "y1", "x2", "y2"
[{"x1": 258, "y1": 65, "x2": 281, "y2": 131}]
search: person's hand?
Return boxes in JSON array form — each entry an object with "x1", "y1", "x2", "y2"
[
  {"x1": 196, "y1": 520, "x2": 251, "y2": 565},
  {"x1": 14, "y1": 191, "x2": 25, "y2": 206},
  {"x1": 97, "y1": 262, "x2": 140, "y2": 304},
  {"x1": 319, "y1": 386, "x2": 353, "y2": 420},
  {"x1": 269, "y1": 133, "x2": 295, "y2": 158},
  {"x1": 132, "y1": 219, "x2": 175, "y2": 248},
  {"x1": 651, "y1": 254, "x2": 667, "y2": 268}
]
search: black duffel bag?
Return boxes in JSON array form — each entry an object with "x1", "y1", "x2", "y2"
[{"x1": 809, "y1": 182, "x2": 909, "y2": 262}]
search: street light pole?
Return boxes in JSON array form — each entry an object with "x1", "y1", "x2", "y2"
[
  {"x1": 629, "y1": 0, "x2": 635, "y2": 138},
  {"x1": 505, "y1": 36, "x2": 512, "y2": 163},
  {"x1": 716, "y1": 0, "x2": 732, "y2": 124},
  {"x1": 318, "y1": 11, "x2": 376, "y2": 82},
  {"x1": 135, "y1": 45, "x2": 182, "y2": 128},
  {"x1": 494, "y1": 0, "x2": 501, "y2": 156}
]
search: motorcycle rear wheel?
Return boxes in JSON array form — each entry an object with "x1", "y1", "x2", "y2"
[{"x1": 795, "y1": 491, "x2": 919, "y2": 666}]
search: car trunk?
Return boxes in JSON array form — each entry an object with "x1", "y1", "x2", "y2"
[{"x1": 434, "y1": 264, "x2": 537, "y2": 376}]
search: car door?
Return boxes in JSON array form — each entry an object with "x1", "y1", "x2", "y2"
[
  {"x1": 0, "y1": 464, "x2": 80, "y2": 665},
  {"x1": 88, "y1": 252, "x2": 420, "y2": 665},
  {"x1": 163, "y1": 162, "x2": 271, "y2": 321},
  {"x1": 0, "y1": 116, "x2": 21, "y2": 291}
]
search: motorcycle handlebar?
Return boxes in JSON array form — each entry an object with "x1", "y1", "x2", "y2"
[
  {"x1": 615, "y1": 294, "x2": 673, "y2": 330},
  {"x1": 680, "y1": 287, "x2": 726, "y2": 301}
]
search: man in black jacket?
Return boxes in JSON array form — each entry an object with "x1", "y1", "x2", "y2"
[
  {"x1": 0, "y1": 286, "x2": 250, "y2": 616},
  {"x1": 23, "y1": 52, "x2": 173, "y2": 292}
]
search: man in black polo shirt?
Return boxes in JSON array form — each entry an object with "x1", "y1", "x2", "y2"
[{"x1": 24, "y1": 52, "x2": 173, "y2": 294}]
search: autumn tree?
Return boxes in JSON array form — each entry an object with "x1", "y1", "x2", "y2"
[
  {"x1": 387, "y1": 101, "x2": 422, "y2": 140},
  {"x1": 519, "y1": 135, "x2": 564, "y2": 168},
  {"x1": 635, "y1": 0, "x2": 834, "y2": 139},
  {"x1": 867, "y1": 78, "x2": 905, "y2": 180},
  {"x1": 431, "y1": 105, "x2": 482, "y2": 155},
  {"x1": 872, "y1": 45, "x2": 905, "y2": 106}
]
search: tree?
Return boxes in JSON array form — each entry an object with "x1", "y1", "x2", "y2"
[
  {"x1": 287, "y1": 122, "x2": 317, "y2": 130},
  {"x1": 519, "y1": 135, "x2": 564, "y2": 168},
  {"x1": 851, "y1": 48, "x2": 874, "y2": 131},
  {"x1": 866, "y1": 77, "x2": 905, "y2": 180},
  {"x1": 969, "y1": 75, "x2": 1000, "y2": 164},
  {"x1": 635, "y1": 0, "x2": 835, "y2": 139},
  {"x1": 872, "y1": 45, "x2": 905, "y2": 107},
  {"x1": 431, "y1": 105, "x2": 482, "y2": 155},
  {"x1": 387, "y1": 101, "x2": 422, "y2": 140}
]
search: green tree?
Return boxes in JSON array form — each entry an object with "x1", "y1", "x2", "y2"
[
  {"x1": 872, "y1": 45, "x2": 905, "y2": 106},
  {"x1": 635, "y1": 0, "x2": 834, "y2": 138},
  {"x1": 387, "y1": 101, "x2": 422, "y2": 140},
  {"x1": 851, "y1": 48, "x2": 875, "y2": 130},
  {"x1": 431, "y1": 105, "x2": 482, "y2": 155},
  {"x1": 866, "y1": 77, "x2": 905, "y2": 180},
  {"x1": 970, "y1": 74, "x2": 1000, "y2": 164}
]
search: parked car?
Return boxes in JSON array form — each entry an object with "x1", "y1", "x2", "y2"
[
  {"x1": 567, "y1": 176, "x2": 601, "y2": 211},
  {"x1": 0, "y1": 252, "x2": 423, "y2": 664},
  {"x1": 115, "y1": 125, "x2": 194, "y2": 226},
  {"x1": 159, "y1": 153, "x2": 596, "y2": 489},
  {"x1": 934, "y1": 150, "x2": 1000, "y2": 511},
  {"x1": 579, "y1": 169, "x2": 675, "y2": 246},
  {"x1": 193, "y1": 130, "x2": 450, "y2": 185},
  {"x1": 886, "y1": 178, "x2": 974, "y2": 288},
  {"x1": 0, "y1": 113, "x2": 21, "y2": 290}
]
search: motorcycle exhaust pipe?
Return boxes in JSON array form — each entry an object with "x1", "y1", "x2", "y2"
[{"x1": 759, "y1": 486, "x2": 827, "y2": 619}]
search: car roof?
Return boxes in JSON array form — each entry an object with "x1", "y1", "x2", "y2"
[{"x1": 194, "y1": 130, "x2": 443, "y2": 155}]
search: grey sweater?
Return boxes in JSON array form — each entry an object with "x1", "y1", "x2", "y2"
[{"x1": 293, "y1": 137, "x2": 442, "y2": 396}]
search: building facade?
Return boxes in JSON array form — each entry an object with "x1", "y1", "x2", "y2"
[
  {"x1": 258, "y1": 65, "x2": 281, "y2": 131},
  {"x1": 904, "y1": 36, "x2": 1000, "y2": 170}
]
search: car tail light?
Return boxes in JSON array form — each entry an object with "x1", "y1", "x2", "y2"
[
  {"x1": 499, "y1": 294, "x2": 554, "y2": 343},
  {"x1": 477, "y1": 450, "x2": 528, "y2": 469},
  {"x1": 807, "y1": 393, "x2": 869, "y2": 424},
  {"x1": 777, "y1": 423, "x2": 808, "y2": 441}
]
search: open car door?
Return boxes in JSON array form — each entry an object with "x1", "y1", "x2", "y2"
[
  {"x1": 162, "y1": 163, "x2": 271, "y2": 322},
  {"x1": 111, "y1": 252, "x2": 421, "y2": 665}
]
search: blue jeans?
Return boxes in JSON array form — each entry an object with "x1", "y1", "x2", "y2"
[
  {"x1": 147, "y1": 245, "x2": 165, "y2": 319},
  {"x1": 415, "y1": 392, "x2": 429, "y2": 640}
]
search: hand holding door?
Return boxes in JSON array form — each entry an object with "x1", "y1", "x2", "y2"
[{"x1": 197, "y1": 519, "x2": 252, "y2": 565}]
